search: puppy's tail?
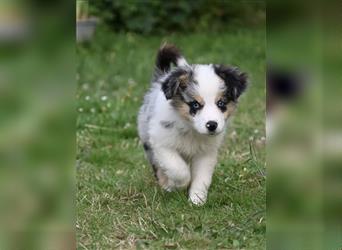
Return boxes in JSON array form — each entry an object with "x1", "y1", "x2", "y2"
[{"x1": 155, "y1": 43, "x2": 189, "y2": 73}]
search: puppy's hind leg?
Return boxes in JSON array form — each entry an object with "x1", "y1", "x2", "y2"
[
  {"x1": 153, "y1": 147, "x2": 191, "y2": 191},
  {"x1": 143, "y1": 142, "x2": 174, "y2": 190},
  {"x1": 143, "y1": 142, "x2": 159, "y2": 179}
]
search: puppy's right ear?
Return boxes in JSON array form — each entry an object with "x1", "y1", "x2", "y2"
[{"x1": 161, "y1": 69, "x2": 190, "y2": 100}]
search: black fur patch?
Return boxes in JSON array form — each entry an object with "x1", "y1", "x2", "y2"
[
  {"x1": 151, "y1": 164, "x2": 158, "y2": 180},
  {"x1": 218, "y1": 106, "x2": 227, "y2": 112},
  {"x1": 161, "y1": 68, "x2": 193, "y2": 100},
  {"x1": 160, "y1": 120, "x2": 175, "y2": 128},
  {"x1": 156, "y1": 44, "x2": 182, "y2": 72},
  {"x1": 214, "y1": 65, "x2": 248, "y2": 102},
  {"x1": 142, "y1": 142, "x2": 158, "y2": 180}
]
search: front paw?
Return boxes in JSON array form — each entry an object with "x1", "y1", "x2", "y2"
[{"x1": 189, "y1": 191, "x2": 207, "y2": 205}]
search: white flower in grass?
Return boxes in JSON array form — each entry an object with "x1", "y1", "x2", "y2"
[
  {"x1": 230, "y1": 130, "x2": 237, "y2": 139},
  {"x1": 82, "y1": 83, "x2": 89, "y2": 90}
]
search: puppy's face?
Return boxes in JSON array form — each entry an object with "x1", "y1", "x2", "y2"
[{"x1": 162, "y1": 64, "x2": 247, "y2": 135}]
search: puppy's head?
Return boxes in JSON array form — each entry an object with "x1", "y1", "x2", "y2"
[{"x1": 161, "y1": 64, "x2": 248, "y2": 135}]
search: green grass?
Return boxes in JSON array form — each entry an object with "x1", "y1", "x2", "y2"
[{"x1": 76, "y1": 27, "x2": 266, "y2": 249}]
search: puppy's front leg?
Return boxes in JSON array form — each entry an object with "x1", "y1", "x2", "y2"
[
  {"x1": 189, "y1": 152, "x2": 218, "y2": 205},
  {"x1": 153, "y1": 147, "x2": 191, "y2": 191}
]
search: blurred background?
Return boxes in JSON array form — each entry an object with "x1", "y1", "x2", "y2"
[
  {"x1": 267, "y1": 1, "x2": 342, "y2": 249},
  {"x1": 85, "y1": 0, "x2": 264, "y2": 34},
  {"x1": 0, "y1": 0, "x2": 341, "y2": 249},
  {"x1": 0, "y1": 0, "x2": 74, "y2": 249}
]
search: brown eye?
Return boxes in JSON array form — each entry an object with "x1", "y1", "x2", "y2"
[{"x1": 217, "y1": 100, "x2": 226, "y2": 108}]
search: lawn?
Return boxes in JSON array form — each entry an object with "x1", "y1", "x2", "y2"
[{"x1": 76, "y1": 27, "x2": 266, "y2": 249}]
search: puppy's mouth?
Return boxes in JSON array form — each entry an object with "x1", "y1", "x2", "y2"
[
  {"x1": 208, "y1": 131, "x2": 222, "y2": 136},
  {"x1": 196, "y1": 130, "x2": 222, "y2": 136}
]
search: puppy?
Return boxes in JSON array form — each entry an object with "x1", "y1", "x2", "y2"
[{"x1": 138, "y1": 44, "x2": 248, "y2": 205}]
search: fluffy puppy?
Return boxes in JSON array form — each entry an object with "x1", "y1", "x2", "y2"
[{"x1": 138, "y1": 44, "x2": 248, "y2": 205}]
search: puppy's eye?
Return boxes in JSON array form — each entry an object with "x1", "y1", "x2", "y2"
[
  {"x1": 188, "y1": 101, "x2": 202, "y2": 115},
  {"x1": 217, "y1": 100, "x2": 226, "y2": 108},
  {"x1": 190, "y1": 101, "x2": 201, "y2": 110}
]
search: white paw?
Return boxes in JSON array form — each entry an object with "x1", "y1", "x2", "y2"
[{"x1": 189, "y1": 192, "x2": 207, "y2": 206}]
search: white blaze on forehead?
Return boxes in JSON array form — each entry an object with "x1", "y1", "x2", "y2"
[{"x1": 193, "y1": 65, "x2": 225, "y2": 103}]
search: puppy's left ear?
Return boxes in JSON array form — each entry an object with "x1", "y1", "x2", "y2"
[{"x1": 214, "y1": 65, "x2": 248, "y2": 101}]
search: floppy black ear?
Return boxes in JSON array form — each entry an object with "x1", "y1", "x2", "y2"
[
  {"x1": 161, "y1": 68, "x2": 191, "y2": 100},
  {"x1": 214, "y1": 65, "x2": 248, "y2": 101}
]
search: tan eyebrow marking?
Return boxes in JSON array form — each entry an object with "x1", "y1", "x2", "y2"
[
  {"x1": 192, "y1": 94, "x2": 204, "y2": 105},
  {"x1": 215, "y1": 90, "x2": 226, "y2": 103}
]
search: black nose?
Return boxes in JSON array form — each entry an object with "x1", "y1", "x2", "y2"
[{"x1": 206, "y1": 121, "x2": 218, "y2": 132}]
